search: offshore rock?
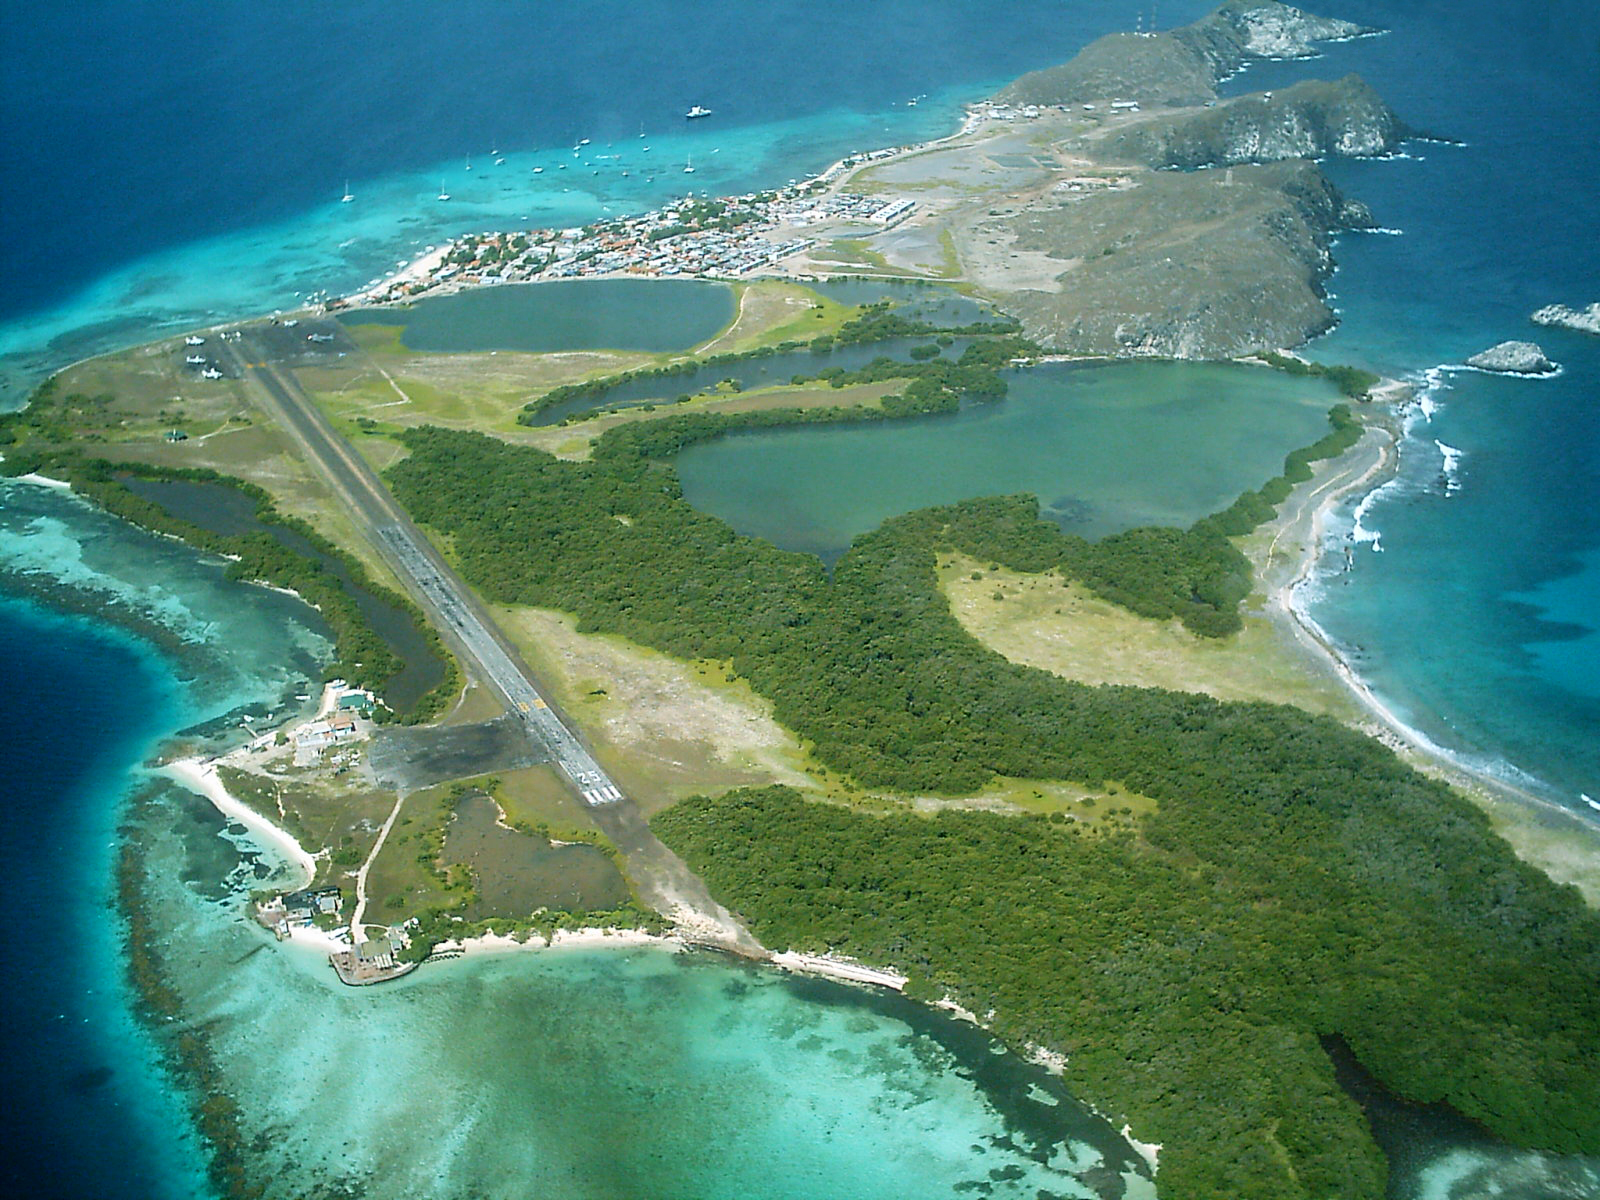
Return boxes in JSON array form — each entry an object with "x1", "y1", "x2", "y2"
[
  {"x1": 1339, "y1": 197, "x2": 1377, "y2": 228},
  {"x1": 1465, "y1": 341, "x2": 1557, "y2": 375},
  {"x1": 1096, "y1": 76, "x2": 1406, "y2": 169},
  {"x1": 999, "y1": 0, "x2": 1377, "y2": 107},
  {"x1": 1530, "y1": 302, "x2": 1600, "y2": 335}
]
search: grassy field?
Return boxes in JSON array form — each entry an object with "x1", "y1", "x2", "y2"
[
  {"x1": 492, "y1": 764, "x2": 600, "y2": 836},
  {"x1": 693, "y1": 279, "x2": 853, "y2": 356},
  {"x1": 939, "y1": 552, "x2": 1362, "y2": 719},
  {"x1": 516, "y1": 378, "x2": 904, "y2": 460},
  {"x1": 490, "y1": 604, "x2": 820, "y2": 816},
  {"x1": 434, "y1": 680, "x2": 502, "y2": 727},
  {"x1": 362, "y1": 781, "x2": 469, "y2": 920},
  {"x1": 440, "y1": 791, "x2": 629, "y2": 921},
  {"x1": 303, "y1": 279, "x2": 859, "y2": 448},
  {"x1": 483, "y1": 601, "x2": 1158, "y2": 831},
  {"x1": 37, "y1": 344, "x2": 411, "y2": 592}
]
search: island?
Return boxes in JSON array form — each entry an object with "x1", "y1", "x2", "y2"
[
  {"x1": 1531, "y1": 301, "x2": 1600, "y2": 336},
  {"x1": 1465, "y1": 340, "x2": 1558, "y2": 375},
  {"x1": 3, "y1": 4, "x2": 1597, "y2": 1198}
]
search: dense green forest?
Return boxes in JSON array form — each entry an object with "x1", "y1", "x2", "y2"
[
  {"x1": 386, "y1": 419, "x2": 1600, "y2": 1197},
  {"x1": 656, "y1": 786, "x2": 1600, "y2": 1199}
]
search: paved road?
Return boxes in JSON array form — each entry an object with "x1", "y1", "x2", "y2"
[{"x1": 217, "y1": 327, "x2": 763, "y2": 955}]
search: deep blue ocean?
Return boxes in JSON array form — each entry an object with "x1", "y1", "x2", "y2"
[
  {"x1": 1, "y1": 1, "x2": 1597, "y2": 1196},
  {"x1": 0, "y1": 598, "x2": 203, "y2": 1200}
]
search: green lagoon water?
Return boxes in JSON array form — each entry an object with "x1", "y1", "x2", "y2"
[
  {"x1": 677, "y1": 362, "x2": 1339, "y2": 559},
  {"x1": 137, "y1": 783, "x2": 1152, "y2": 1200},
  {"x1": 339, "y1": 278, "x2": 735, "y2": 354}
]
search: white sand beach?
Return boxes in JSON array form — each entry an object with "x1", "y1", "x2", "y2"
[{"x1": 164, "y1": 756, "x2": 318, "y2": 888}]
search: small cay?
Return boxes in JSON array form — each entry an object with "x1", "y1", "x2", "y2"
[{"x1": 1465, "y1": 340, "x2": 1557, "y2": 375}]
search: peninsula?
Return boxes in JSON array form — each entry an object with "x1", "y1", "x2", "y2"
[{"x1": 4, "y1": 4, "x2": 1597, "y2": 1198}]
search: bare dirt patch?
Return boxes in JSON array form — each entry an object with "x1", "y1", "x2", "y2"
[{"x1": 490, "y1": 605, "x2": 820, "y2": 814}]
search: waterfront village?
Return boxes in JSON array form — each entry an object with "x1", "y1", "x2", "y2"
[{"x1": 330, "y1": 100, "x2": 1074, "y2": 307}]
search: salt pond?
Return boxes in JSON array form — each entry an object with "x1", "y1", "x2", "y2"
[
  {"x1": 676, "y1": 360, "x2": 1340, "y2": 560},
  {"x1": 339, "y1": 278, "x2": 736, "y2": 355}
]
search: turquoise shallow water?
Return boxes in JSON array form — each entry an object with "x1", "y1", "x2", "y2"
[
  {"x1": 676, "y1": 362, "x2": 1337, "y2": 559},
  {"x1": 136, "y1": 786, "x2": 1156, "y2": 1200}
]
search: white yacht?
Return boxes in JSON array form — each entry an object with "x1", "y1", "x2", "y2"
[
  {"x1": 686, "y1": 105, "x2": 712, "y2": 119},
  {"x1": 341, "y1": 180, "x2": 354, "y2": 203},
  {"x1": 437, "y1": 181, "x2": 451, "y2": 201},
  {"x1": 683, "y1": 154, "x2": 695, "y2": 173}
]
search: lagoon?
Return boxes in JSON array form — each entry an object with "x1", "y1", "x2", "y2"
[
  {"x1": 530, "y1": 334, "x2": 981, "y2": 425},
  {"x1": 119, "y1": 476, "x2": 446, "y2": 714},
  {"x1": 676, "y1": 361, "x2": 1340, "y2": 560},
  {"x1": 339, "y1": 278, "x2": 736, "y2": 355}
]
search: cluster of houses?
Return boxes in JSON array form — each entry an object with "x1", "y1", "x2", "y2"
[
  {"x1": 343, "y1": 180, "x2": 930, "y2": 305},
  {"x1": 330, "y1": 927, "x2": 417, "y2": 985},
  {"x1": 256, "y1": 886, "x2": 344, "y2": 939},
  {"x1": 291, "y1": 686, "x2": 373, "y2": 765},
  {"x1": 255, "y1": 888, "x2": 416, "y2": 984}
]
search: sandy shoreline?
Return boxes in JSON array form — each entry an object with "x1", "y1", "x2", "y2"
[
  {"x1": 442, "y1": 927, "x2": 677, "y2": 957},
  {"x1": 1261, "y1": 405, "x2": 1600, "y2": 902},
  {"x1": 165, "y1": 756, "x2": 319, "y2": 888}
]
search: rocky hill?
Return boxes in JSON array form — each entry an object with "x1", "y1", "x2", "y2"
[
  {"x1": 1095, "y1": 75, "x2": 1405, "y2": 168},
  {"x1": 999, "y1": 0, "x2": 1375, "y2": 106},
  {"x1": 988, "y1": 160, "x2": 1369, "y2": 357}
]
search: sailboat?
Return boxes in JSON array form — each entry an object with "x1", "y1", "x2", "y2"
[
  {"x1": 340, "y1": 180, "x2": 354, "y2": 203},
  {"x1": 437, "y1": 180, "x2": 451, "y2": 201},
  {"x1": 683, "y1": 154, "x2": 695, "y2": 174}
]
